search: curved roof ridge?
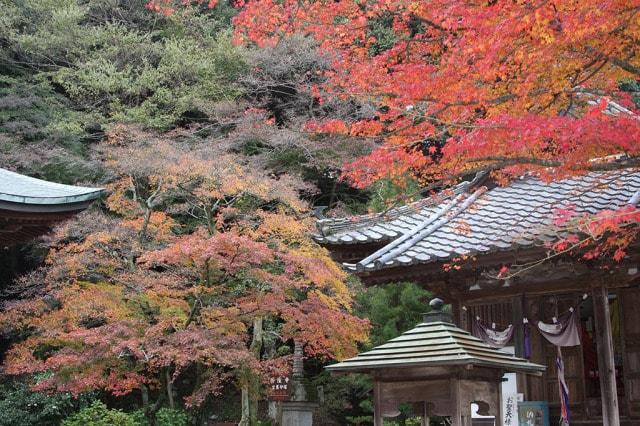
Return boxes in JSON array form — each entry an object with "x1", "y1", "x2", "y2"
[
  {"x1": 364, "y1": 187, "x2": 487, "y2": 271},
  {"x1": 316, "y1": 172, "x2": 488, "y2": 239}
]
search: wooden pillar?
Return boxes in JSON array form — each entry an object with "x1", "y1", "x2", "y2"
[
  {"x1": 421, "y1": 401, "x2": 430, "y2": 426},
  {"x1": 512, "y1": 295, "x2": 528, "y2": 401},
  {"x1": 497, "y1": 379, "x2": 504, "y2": 426},
  {"x1": 454, "y1": 299, "x2": 469, "y2": 331},
  {"x1": 452, "y1": 300, "x2": 461, "y2": 327},
  {"x1": 451, "y1": 377, "x2": 462, "y2": 426},
  {"x1": 373, "y1": 380, "x2": 383, "y2": 426},
  {"x1": 593, "y1": 286, "x2": 620, "y2": 426}
]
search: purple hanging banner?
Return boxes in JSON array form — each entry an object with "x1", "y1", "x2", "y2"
[
  {"x1": 523, "y1": 319, "x2": 532, "y2": 359},
  {"x1": 557, "y1": 347, "x2": 571, "y2": 424}
]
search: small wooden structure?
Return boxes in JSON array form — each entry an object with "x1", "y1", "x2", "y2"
[
  {"x1": 316, "y1": 170, "x2": 640, "y2": 425},
  {"x1": 0, "y1": 168, "x2": 103, "y2": 246},
  {"x1": 327, "y1": 298, "x2": 545, "y2": 425}
]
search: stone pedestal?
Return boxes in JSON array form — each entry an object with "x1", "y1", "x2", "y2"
[{"x1": 281, "y1": 401, "x2": 317, "y2": 426}]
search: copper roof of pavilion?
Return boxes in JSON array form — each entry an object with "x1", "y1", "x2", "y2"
[
  {"x1": 327, "y1": 310, "x2": 545, "y2": 374},
  {"x1": 0, "y1": 168, "x2": 104, "y2": 210},
  {"x1": 0, "y1": 168, "x2": 104, "y2": 245},
  {"x1": 314, "y1": 169, "x2": 640, "y2": 272}
]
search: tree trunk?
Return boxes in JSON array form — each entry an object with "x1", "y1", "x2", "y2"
[
  {"x1": 143, "y1": 389, "x2": 166, "y2": 426},
  {"x1": 204, "y1": 204, "x2": 215, "y2": 236},
  {"x1": 139, "y1": 206, "x2": 152, "y2": 243},
  {"x1": 250, "y1": 317, "x2": 264, "y2": 356},
  {"x1": 165, "y1": 368, "x2": 175, "y2": 409},
  {"x1": 250, "y1": 317, "x2": 263, "y2": 424},
  {"x1": 239, "y1": 384, "x2": 250, "y2": 426},
  {"x1": 239, "y1": 317, "x2": 264, "y2": 426},
  {"x1": 141, "y1": 384, "x2": 149, "y2": 407}
]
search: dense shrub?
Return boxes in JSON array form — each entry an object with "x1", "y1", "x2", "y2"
[
  {"x1": 131, "y1": 407, "x2": 191, "y2": 426},
  {"x1": 62, "y1": 401, "x2": 138, "y2": 426},
  {"x1": 0, "y1": 383, "x2": 84, "y2": 426}
]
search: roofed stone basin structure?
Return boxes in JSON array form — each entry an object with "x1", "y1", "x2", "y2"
[
  {"x1": 327, "y1": 298, "x2": 545, "y2": 425},
  {"x1": 0, "y1": 168, "x2": 104, "y2": 246}
]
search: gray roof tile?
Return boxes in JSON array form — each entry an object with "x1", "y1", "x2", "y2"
[{"x1": 315, "y1": 170, "x2": 640, "y2": 271}]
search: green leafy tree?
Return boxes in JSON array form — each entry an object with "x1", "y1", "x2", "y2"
[{"x1": 356, "y1": 282, "x2": 431, "y2": 347}]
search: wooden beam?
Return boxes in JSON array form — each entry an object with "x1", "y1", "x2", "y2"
[
  {"x1": 593, "y1": 286, "x2": 621, "y2": 426},
  {"x1": 373, "y1": 381, "x2": 383, "y2": 426},
  {"x1": 458, "y1": 270, "x2": 637, "y2": 304},
  {"x1": 349, "y1": 243, "x2": 640, "y2": 291}
]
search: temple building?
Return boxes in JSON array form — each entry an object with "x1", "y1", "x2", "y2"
[
  {"x1": 316, "y1": 169, "x2": 640, "y2": 425},
  {"x1": 0, "y1": 168, "x2": 104, "y2": 247}
]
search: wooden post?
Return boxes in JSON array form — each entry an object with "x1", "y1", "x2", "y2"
[
  {"x1": 452, "y1": 300, "x2": 461, "y2": 327},
  {"x1": 497, "y1": 378, "x2": 504, "y2": 426},
  {"x1": 593, "y1": 286, "x2": 621, "y2": 426},
  {"x1": 455, "y1": 299, "x2": 470, "y2": 331},
  {"x1": 421, "y1": 401, "x2": 430, "y2": 426},
  {"x1": 373, "y1": 380, "x2": 383, "y2": 426},
  {"x1": 451, "y1": 377, "x2": 462, "y2": 426},
  {"x1": 512, "y1": 295, "x2": 528, "y2": 405}
]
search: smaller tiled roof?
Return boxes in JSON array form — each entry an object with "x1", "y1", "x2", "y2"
[
  {"x1": 315, "y1": 170, "x2": 640, "y2": 272},
  {"x1": 0, "y1": 168, "x2": 104, "y2": 210},
  {"x1": 326, "y1": 312, "x2": 545, "y2": 374}
]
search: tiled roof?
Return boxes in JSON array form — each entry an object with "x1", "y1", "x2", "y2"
[
  {"x1": 0, "y1": 168, "x2": 104, "y2": 208},
  {"x1": 314, "y1": 170, "x2": 640, "y2": 272},
  {"x1": 326, "y1": 316, "x2": 545, "y2": 374}
]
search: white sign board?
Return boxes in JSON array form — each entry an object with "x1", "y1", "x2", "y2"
[{"x1": 501, "y1": 347, "x2": 520, "y2": 426}]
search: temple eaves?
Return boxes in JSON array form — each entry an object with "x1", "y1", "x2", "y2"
[
  {"x1": 314, "y1": 169, "x2": 640, "y2": 273},
  {"x1": 0, "y1": 168, "x2": 104, "y2": 246}
]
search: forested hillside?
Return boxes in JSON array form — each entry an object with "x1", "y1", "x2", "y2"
[{"x1": 0, "y1": 1, "x2": 416, "y2": 425}]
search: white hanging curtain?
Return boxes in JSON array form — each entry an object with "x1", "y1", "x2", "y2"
[{"x1": 536, "y1": 308, "x2": 581, "y2": 347}]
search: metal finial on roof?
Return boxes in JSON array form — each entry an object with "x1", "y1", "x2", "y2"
[
  {"x1": 429, "y1": 297, "x2": 444, "y2": 311},
  {"x1": 423, "y1": 297, "x2": 451, "y2": 324}
]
